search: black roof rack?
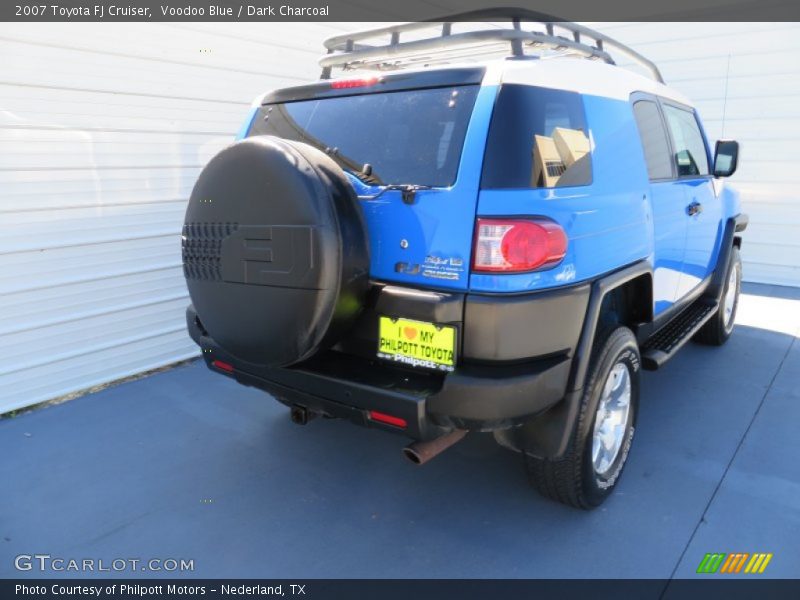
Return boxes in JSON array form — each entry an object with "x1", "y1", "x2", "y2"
[{"x1": 319, "y1": 8, "x2": 664, "y2": 84}]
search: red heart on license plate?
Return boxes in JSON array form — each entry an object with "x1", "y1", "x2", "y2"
[{"x1": 403, "y1": 326, "x2": 417, "y2": 340}]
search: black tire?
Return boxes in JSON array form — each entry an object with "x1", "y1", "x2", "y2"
[
  {"x1": 694, "y1": 246, "x2": 742, "y2": 346},
  {"x1": 525, "y1": 326, "x2": 640, "y2": 509},
  {"x1": 183, "y1": 136, "x2": 369, "y2": 367}
]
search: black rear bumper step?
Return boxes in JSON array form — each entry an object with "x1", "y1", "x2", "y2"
[
  {"x1": 642, "y1": 299, "x2": 718, "y2": 370},
  {"x1": 186, "y1": 306, "x2": 571, "y2": 440}
]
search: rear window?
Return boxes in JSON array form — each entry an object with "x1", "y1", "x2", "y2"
[
  {"x1": 248, "y1": 86, "x2": 479, "y2": 187},
  {"x1": 481, "y1": 85, "x2": 592, "y2": 189}
]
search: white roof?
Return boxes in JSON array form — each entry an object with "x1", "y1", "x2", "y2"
[{"x1": 487, "y1": 58, "x2": 691, "y2": 106}]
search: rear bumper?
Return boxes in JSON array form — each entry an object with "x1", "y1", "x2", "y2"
[
  {"x1": 187, "y1": 293, "x2": 580, "y2": 441},
  {"x1": 187, "y1": 281, "x2": 588, "y2": 441}
]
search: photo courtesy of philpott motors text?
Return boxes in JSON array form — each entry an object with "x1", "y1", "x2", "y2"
[{"x1": 13, "y1": 584, "x2": 302, "y2": 596}]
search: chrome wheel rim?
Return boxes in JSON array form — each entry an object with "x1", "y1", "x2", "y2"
[
  {"x1": 723, "y1": 263, "x2": 739, "y2": 330},
  {"x1": 592, "y1": 362, "x2": 632, "y2": 476}
]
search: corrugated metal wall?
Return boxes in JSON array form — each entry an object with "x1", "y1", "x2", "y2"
[
  {"x1": 1, "y1": 22, "x2": 798, "y2": 413},
  {"x1": 597, "y1": 22, "x2": 800, "y2": 287},
  {"x1": 0, "y1": 23, "x2": 342, "y2": 412}
]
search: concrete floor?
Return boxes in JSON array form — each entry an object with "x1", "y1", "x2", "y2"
[{"x1": 1, "y1": 283, "x2": 798, "y2": 580}]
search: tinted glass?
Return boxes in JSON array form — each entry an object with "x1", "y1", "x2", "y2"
[
  {"x1": 248, "y1": 86, "x2": 479, "y2": 187},
  {"x1": 481, "y1": 85, "x2": 591, "y2": 189},
  {"x1": 663, "y1": 104, "x2": 710, "y2": 177},
  {"x1": 632, "y1": 100, "x2": 674, "y2": 180}
]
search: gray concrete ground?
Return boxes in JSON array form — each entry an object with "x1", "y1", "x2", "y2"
[{"x1": 1, "y1": 283, "x2": 798, "y2": 580}]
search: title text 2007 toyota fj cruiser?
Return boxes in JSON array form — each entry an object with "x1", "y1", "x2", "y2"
[{"x1": 182, "y1": 12, "x2": 747, "y2": 508}]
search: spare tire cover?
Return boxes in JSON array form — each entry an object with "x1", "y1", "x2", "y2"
[{"x1": 182, "y1": 135, "x2": 369, "y2": 367}]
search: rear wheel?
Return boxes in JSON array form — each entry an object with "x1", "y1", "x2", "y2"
[
  {"x1": 694, "y1": 246, "x2": 741, "y2": 346},
  {"x1": 525, "y1": 326, "x2": 640, "y2": 509}
]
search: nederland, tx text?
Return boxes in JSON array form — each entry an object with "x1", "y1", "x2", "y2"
[{"x1": 15, "y1": 584, "x2": 307, "y2": 596}]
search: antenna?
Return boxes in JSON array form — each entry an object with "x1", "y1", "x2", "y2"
[{"x1": 720, "y1": 54, "x2": 732, "y2": 138}]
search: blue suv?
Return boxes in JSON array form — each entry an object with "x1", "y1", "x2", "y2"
[{"x1": 182, "y1": 13, "x2": 748, "y2": 508}]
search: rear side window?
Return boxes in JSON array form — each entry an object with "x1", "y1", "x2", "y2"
[
  {"x1": 632, "y1": 100, "x2": 674, "y2": 180},
  {"x1": 248, "y1": 86, "x2": 479, "y2": 187},
  {"x1": 481, "y1": 85, "x2": 592, "y2": 189},
  {"x1": 663, "y1": 105, "x2": 709, "y2": 177}
]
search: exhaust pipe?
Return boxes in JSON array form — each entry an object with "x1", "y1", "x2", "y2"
[
  {"x1": 402, "y1": 430, "x2": 467, "y2": 466},
  {"x1": 290, "y1": 405, "x2": 317, "y2": 425}
]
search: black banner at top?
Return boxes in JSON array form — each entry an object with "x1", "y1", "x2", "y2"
[{"x1": 4, "y1": 0, "x2": 800, "y2": 22}]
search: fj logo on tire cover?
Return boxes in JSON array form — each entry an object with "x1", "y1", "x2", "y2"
[{"x1": 220, "y1": 225, "x2": 319, "y2": 287}]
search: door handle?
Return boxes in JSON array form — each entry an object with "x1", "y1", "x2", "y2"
[{"x1": 686, "y1": 200, "x2": 703, "y2": 216}]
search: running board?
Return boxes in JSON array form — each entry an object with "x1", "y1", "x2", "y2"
[{"x1": 641, "y1": 299, "x2": 718, "y2": 370}]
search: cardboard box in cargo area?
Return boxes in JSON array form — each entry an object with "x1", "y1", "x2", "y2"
[
  {"x1": 532, "y1": 134, "x2": 566, "y2": 188},
  {"x1": 553, "y1": 127, "x2": 590, "y2": 167},
  {"x1": 532, "y1": 128, "x2": 589, "y2": 187}
]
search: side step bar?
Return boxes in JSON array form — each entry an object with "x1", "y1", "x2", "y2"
[{"x1": 641, "y1": 299, "x2": 718, "y2": 370}]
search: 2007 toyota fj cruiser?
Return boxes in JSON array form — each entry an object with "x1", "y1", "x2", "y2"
[{"x1": 182, "y1": 12, "x2": 748, "y2": 508}]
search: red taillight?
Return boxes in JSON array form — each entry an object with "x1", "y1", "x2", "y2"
[
  {"x1": 472, "y1": 218, "x2": 567, "y2": 273},
  {"x1": 368, "y1": 410, "x2": 407, "y2": 429},
  {"x1": 330, "y1": 76, "x2": 381, "y2": 89},
  {"x1": 212, "y1": 360, "x2": 235, "y2": 373}
]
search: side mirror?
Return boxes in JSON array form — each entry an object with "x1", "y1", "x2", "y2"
[{"x1": 713, "y1": 140, "x2": 739, "y2": 178}]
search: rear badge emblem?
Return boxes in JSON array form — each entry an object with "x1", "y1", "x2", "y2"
[
  {"x1": 395, "y1": 262, "x2": 420, "y2": 274},
  {"x1": 400, "y1": 239, "x2": 409, "y2": 249}
]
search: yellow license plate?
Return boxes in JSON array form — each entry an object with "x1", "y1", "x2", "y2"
[{"x1": 377, "y1": 316, "x2": 456, "y2": 372}]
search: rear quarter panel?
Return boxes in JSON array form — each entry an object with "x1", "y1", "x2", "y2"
[{"x1": 471, "y1": 94, "x2": 653, "y2": 292}]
